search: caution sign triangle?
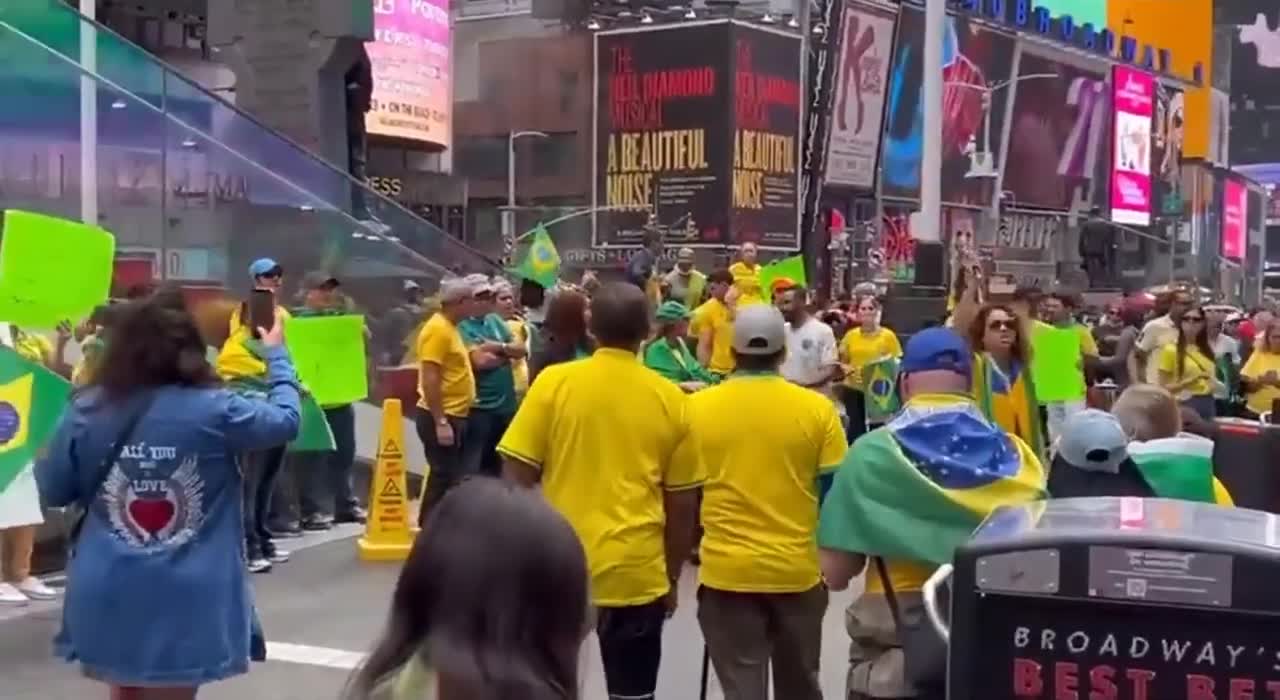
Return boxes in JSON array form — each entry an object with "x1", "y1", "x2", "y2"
[
  {"x1": 380, "y1": 478, "x2": 403, "y2": 499},
  {"x1": 380, "y1": 438, "x2": 403, "y2": 459}
]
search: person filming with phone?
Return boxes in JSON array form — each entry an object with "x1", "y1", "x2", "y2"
[{"x1": 215, "y1": 258, "x2": 296, "y2": 574}]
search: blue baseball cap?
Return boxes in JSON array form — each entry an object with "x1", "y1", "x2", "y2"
[
  {"x1": 900, "y1": 327, "x2": 972, "y2": 378},
  {"x1": 248, "y1": 258, "x2": 283, "y2": 278}
]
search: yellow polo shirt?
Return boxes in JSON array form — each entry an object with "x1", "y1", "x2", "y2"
[
  {"x1": 1157, "y1": 344, "x2": 1214, "y2": 397},
  {"x1": 690, "y1": 297, "x2": 735, "y2": 374},
  {"x1": 416, "y1": 313, "x2": 476, "y2": 417},
  {"x1": 692, "y1": 373, "x2": 846, "y2": 593},
  {"x1": 497, "y1": 348, "x2": 704, "y2": 607}
]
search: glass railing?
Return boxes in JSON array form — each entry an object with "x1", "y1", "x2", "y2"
[
  {"x1": 0, "y1": 18, "x2": 496, "y2": 368},
  {"x1": 0, "y1": 0, "x2": 499, "y2": 292}
]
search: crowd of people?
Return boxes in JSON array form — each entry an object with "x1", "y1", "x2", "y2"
[{"x1": 6, "y1": 240, "x2": 1270, "y2": 700}]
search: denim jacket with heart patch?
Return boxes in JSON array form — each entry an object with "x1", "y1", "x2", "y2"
[{"x1": 36, "y1": 345, "x2": 300, "y2": 686}]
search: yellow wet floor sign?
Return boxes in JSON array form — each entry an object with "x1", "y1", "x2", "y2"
[{"x1": 357, "y1": 399, "x2": 414, "y2": 561}]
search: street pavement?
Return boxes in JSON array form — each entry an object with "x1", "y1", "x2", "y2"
[{"x1": 0, "y1": 525, "x2": 866, "y2": 699}]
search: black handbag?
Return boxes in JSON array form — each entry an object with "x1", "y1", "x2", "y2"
[
  {"x1": 67, "y1": 392, "x2": 155, "y2": 551},
  {"x1": 873, "y1": 557, "x2": 949, "y2": 694}
]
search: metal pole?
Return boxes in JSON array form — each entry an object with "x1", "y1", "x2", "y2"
[
  {"x1": 79, "y1": 0, "x2": 98, "y2": 226},
  {"x1": 916, "y1": 0, "x2": 944, "y2": 243},
  {"x1": 503, "y1": 130, "x2": 516, "y2": 265}
]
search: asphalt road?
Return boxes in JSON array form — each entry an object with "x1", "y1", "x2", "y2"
[{"x1": 0, "y1": 526, "x2": 866, "y2": 699}]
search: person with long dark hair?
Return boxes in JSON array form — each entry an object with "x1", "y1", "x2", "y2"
[
  {"x1": 967, "y1": 302, "x2": 1046, "y2": 460},
  {"x1": 1155, "y1": 305, "x2": 1219, "y2": 419},
  {"x1": 348, "y1": 479, "x2": 588, "y2": 700},
  {"x1": 529, "y1": 288, "x2": 593, "y2": 383},
  {"x1": 36, "y1": 289, "x2": 300, "y2": 700}
]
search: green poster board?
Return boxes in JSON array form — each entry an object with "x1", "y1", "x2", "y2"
[
  {"x1": 759, "y1": 255, "x2": 807, "y2": 302},
  {"x1": 1030, "y1": 325, "x2": 1086, "y2": 403},
  {"x1": 285, "y1": 315, "x2": 369, "y2": 406},
  {"x1": 0, "y1": 210, "x2": 114, "y2": 328}
]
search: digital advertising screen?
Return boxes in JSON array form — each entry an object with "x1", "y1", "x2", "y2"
[
  {"x1": 1223, "y1": 177, "x2": 1247, "y2": 260},
  {"x1": 366, "y1": 0, "x2": 452, "y2": 147},
  {"x1": 1110, "y1": 66, "x2": 1155, "y2": 226}
]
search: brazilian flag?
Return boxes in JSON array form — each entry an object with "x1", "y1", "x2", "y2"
[
  {"x1": 820, "y1": 396, "x2": 1047, "y2": 565},
  {"x1": 225, "y1": 377, "x2": 336, "y2": 452},
  {"x1": 514, "y1": 224, "x2": 561, "y2": 289},
  {"x1": 861, "y1": 356, "x2": 900, "y2": 423},
  {"x1": 0, "y1": 345, "x2": 71, "y2": 496}
]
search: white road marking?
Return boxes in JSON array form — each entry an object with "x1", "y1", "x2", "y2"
[{"x1": 265, "y1": 641, "x2": 366, "y2": 670}]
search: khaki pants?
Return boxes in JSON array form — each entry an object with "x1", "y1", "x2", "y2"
[
  {"x1": 845, "y1": 592, "x2": 923, "y2": 699},
  {"x1": 1, "y1": 525, "x2": 35, "y2": 583},
  {"x1": 697, "y1": 584, "x2": 828, "y2": 700}
]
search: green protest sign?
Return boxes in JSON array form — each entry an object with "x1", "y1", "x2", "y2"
[
  {"x1": 1029, "y1": 324, "x2": 1087, "y2": 403},
  {"x1": 285, "y1": 315, "x2": 368, "y2": 406},
  {"x1": 758, "y1": 255, "x2": 807, "y2": 302},
  {"x1": 0, "y1": 210, "x2": 114, "y2": 328}
]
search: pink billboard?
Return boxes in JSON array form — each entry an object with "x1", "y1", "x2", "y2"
[
  {"x1": 1222, "y1": 178, "x2": 1246, "y2": 260},
  {"x1": 1109, "y1": 67, "x2": 1154, "y2": 226},
  {"x1": 366, "y1": 0, "x2": 452, "y2": 147}
]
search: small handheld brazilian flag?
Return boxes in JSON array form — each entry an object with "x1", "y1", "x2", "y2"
[
  {"x1": 515, "y1": 224, "x2": 561, "y2": 289},
  {"x1": 861, "y1": 356, "x2": 900, "y2": 424},
  {"x1": 0, "y1": 345, "x2": 71, "y2": 507}
]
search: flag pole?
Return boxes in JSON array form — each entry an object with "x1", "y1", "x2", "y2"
[{"x1": 513, "y1": 205, "x2": 654, "y2": 242}]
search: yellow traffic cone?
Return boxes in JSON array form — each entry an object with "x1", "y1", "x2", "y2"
[{"x1": 357, "y1": 399, "x2": 414, "y2": 561}]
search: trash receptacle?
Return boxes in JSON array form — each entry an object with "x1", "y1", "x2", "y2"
[
  {"x1": 1214, "y1": 418, "x2": 1280, "y2": 512},
  {"x1": 938, "y1": 498, "x2": 1280, "y2": 699}
]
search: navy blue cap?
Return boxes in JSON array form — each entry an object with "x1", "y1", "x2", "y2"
[
  {"x1": 249, "y1": 258, "x2": 282, "y2": 278},
  {"x1": 901, "y1": 327, "x2": 972, "y2": 378}
]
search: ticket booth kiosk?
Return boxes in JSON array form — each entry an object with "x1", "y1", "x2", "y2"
[{"x1": 935, "y1": 498, "x2": 1280, "y2": 699}]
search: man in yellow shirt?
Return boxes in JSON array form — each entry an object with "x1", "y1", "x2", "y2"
[
  {"x1": 415, "y1": 276, "x2": 482, "y2": 526},
  {"x1": 499, "y1": 282, "x2": 703, "y2": 700},
  {"x1": 691, "y1": 268, "x2": 737, "y2": 377},
  {"x1": 692, "y1": 304, "x2": 846, "y2": 700}
]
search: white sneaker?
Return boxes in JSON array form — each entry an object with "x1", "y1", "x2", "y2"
[
  {"x1": 0, "y1": 582, "x2": 29, "y2": 605},
  {"x1": 247, "y1": 558, "x2": 273, "y2": 574},
  {"x1": 16, "y1": 576, "x2": 57, "y2": 601}
]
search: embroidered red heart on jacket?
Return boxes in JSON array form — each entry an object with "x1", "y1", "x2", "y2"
[{"x1": 129, "y1": 498, "x2": 175, "y2": 536}]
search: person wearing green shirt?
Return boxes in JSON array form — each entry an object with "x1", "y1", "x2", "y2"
[
  {"x1": 644, "y1": 301, "x2": 717, "y2": 392},
  {"x1": 457, "y1": 275, "x2": 526, "y2": 477},
  {"x1": 280, "y1": 271, "x2": 367, "y2": 533}
]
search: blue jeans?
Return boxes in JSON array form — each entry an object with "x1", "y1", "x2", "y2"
[{"x1": 243, "y1": 445, "x2": 287, "y2": 560}]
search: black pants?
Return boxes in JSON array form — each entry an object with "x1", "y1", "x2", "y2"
[
  {"x1": 839, "y1": 386, "x2": 869, "y2": 445},
  {"x1": 414, "y1": 409, "x2": 470, "y2": 527},
  {"x1": 243, "y1": 445, "x2": 287, "y2": 560},
  {"x1": 597, "y1": 598, "x2": 667, "y2": 699},
  {"x1": 302, "y1": 405, "x2": 359, "y2": 518},
  {"x1": 461, "y1": 407, "x2": 512, "y2": 478}
]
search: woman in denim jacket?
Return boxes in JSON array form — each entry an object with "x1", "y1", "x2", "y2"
[{"x1": 36, "y1": 289, "x2": 301, "y2": 700}]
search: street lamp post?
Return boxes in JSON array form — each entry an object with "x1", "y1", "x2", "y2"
[
  {"x1": 80, "y1": 0, "x2": 98, "y2": 227},
  {"x1": 942, "y1": 73, "x2": 1058, "y2": 181},
  {"x1": 915, "y1": 0, "x2": 945, "y2": 245},
  {"x1": 503, "y1": 130, "x2": 549, "y2": 265}
]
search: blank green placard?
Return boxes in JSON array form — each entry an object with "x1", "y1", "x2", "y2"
[
  {"x1": 759, "y1": 255, "x2": 808, "y2": 302},
  {"x1": 0, "y1": 210, "x2": 115, "y2": 328},
  {"x1": 1030, "y1": 325, "x2": 1086, "y2": 403},
  {"x1": 285, "y1": 315, "x2": 369, "y2": 406}
]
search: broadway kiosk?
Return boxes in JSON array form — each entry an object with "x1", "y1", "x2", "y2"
[{"x1": 926, "y1": 498, "x2": 1280, "y2": 699}]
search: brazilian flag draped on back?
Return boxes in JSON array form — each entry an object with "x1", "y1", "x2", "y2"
[
  {"x1": 819, "y1": 395, "x2": 1047, "y2": 565},
  {"x1": 514, "y1": 224, "x2": 561, "y2": 289},
  {"x1": 0, "y1": 345, "x2": 71, "y2": 495},
  {"x1": 861, "y1": 356, "x2": 900, "y2": 423}
]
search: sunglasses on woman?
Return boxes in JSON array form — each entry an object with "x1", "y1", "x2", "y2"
[
  {"x1": 987, "y1": 319, "x2": 1017, "y2": 331},
  {"x1": 1183, "y1": 315, "x2": 1205, "y2": 323}
]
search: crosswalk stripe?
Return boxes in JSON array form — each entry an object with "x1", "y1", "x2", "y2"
[{"x1": 265, "y1": 641, "x2": 366, "y2": 670}]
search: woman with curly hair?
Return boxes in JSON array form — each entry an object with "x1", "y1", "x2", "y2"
[{"x1": 967, "y1": 302, "x2": 1045, "y2": 459}]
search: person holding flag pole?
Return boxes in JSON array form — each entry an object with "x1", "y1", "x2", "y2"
[{"x1": 0, "y1": 322, "x2": 72, "y2": 604}]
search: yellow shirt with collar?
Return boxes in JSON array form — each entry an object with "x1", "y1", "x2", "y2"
[
  {"x1": 497, "y1": 347, "x2": 705, "y2": 607},
  {"x1": 692, "y1": 372, "x2": 846, "y2": 592},
  {"x1": 416, "y1": 313, "x2": 476, "y2": 417}
]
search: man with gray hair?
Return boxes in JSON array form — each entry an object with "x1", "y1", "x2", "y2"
[
  {"x1": 414, "y1": 274, "x2": 483, "y2": 525},
  {"x1": 457, "y1": 275, "x2": 526, "y2": 477}
]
